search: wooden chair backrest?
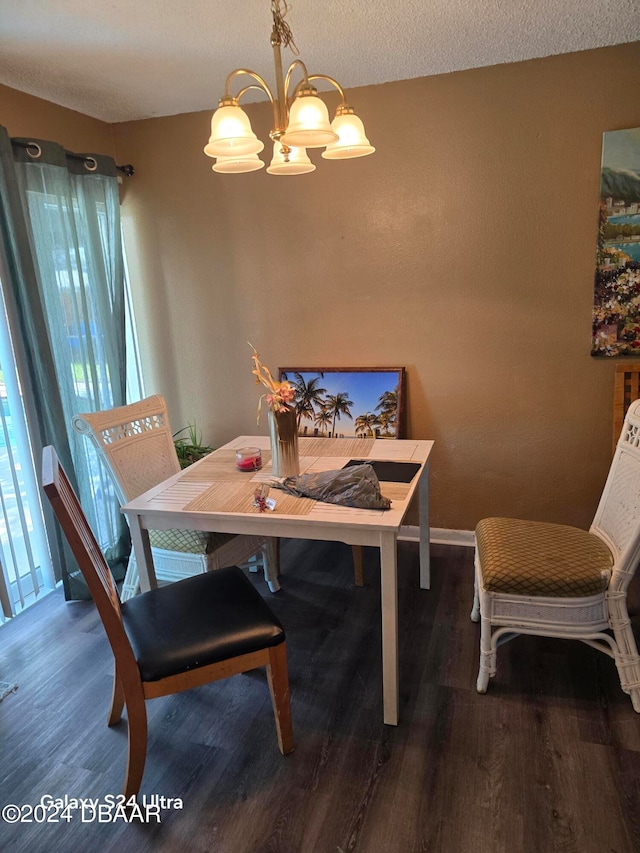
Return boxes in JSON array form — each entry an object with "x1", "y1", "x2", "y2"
[
  {"x1": 613, "y1": 364, "x2": 640, "y2": 454},
  {"x1": 42, "y1": 446, "x2": 139, "y2": 673},
  {"x1": 592, "y1": 399, "x2": 640, "y2": 591},
  {"x1": 72, "y1": 395, "x2": 181, "y2": 503}
]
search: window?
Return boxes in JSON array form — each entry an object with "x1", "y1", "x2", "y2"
[{"x1": 0, "y1": 275, "x2": 54, "y2": 621}]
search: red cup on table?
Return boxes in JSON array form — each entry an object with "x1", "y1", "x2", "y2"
[{"x1": 236, "y1": 447, "x2": 262, "y2": 472}]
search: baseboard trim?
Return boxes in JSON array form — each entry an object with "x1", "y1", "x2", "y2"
[{"x1": 399, "y1": 526, "x2": 475, "y2": 547}]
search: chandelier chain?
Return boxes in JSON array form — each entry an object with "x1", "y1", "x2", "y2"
[{"x1": 271, "y1": 0, "x2": 299, "y2": 55}]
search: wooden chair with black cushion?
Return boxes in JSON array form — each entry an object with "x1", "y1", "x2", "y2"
[
  {"x1": 42, "y1": 446, "x2": 293, "y2": 798},
  {"x1": 470, "y1": 400, "x2": 640, "y2": 711}
]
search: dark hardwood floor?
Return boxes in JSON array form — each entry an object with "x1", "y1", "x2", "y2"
[{"x1": 1, "y1": 540, "x2": 639, "y2": 853}]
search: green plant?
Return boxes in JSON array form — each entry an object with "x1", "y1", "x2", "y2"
[{"x1": 173, "y1": 423, "x2": 214, "y2": 469}]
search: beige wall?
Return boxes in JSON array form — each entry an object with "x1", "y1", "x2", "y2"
[
  {"x1": 0, "y1": 84, "x2": 115, "y2": 154},
  {"x1": 4, "y1": 44, "x2": 640, "y2": 531},
  {"x1": 111, "y1": 42, "x2": 640, "y2": 531}
]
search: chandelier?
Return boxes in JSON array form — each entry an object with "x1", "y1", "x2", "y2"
[{"x1": 204, "y1": 0, "x2": 374, "y2": 176}]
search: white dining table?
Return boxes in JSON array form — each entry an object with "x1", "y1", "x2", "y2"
[{"x1": 121, "y1": 434, "x2": 434, "y2": 725}]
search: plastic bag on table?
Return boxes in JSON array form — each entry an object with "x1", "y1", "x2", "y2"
[{"x1": 273, "y1": 463, "x2": 391, "y2": 510}]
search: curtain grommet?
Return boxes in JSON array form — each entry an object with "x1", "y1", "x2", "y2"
[{"x1": 25, "y1": 143, "x2": 42, "y2": 159}]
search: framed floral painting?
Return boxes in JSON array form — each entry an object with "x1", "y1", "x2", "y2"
[
  {"x1": 592, "y1": 127, "x2": 640, "y2": 356},
  {"x1": 278, "y1": 367, "x2": 406, "y2": 438}
]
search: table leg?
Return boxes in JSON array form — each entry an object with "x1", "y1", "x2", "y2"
[
  {"x1": 352, "y1": 545, "x2": 364, "y2": 587},
  {"x1": 128, "y1": 515, "x2": 157, "y2": 592},
  {"x1": 419, "y1": 459, "x2": 431, "y2": 590},
  {"x1": 380, "y1": 530, "x2": 399, "y2": 725}
]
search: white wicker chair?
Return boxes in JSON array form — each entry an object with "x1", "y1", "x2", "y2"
[
  {"x1": 72, "y1": 395, "x2": 279, "y2": 601},
  {"x1": 470, "y1": 398, "x2": 640, "y2": 711}
]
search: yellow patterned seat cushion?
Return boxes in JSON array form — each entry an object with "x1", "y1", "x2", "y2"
[
  {"x1": 148, "y1": 528, "x2": 236, "y2": 554},
  {"x1": 476, "y1": 517, "x2": 613, "y2": 597}
]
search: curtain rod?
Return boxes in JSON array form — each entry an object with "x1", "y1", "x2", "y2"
[{"x1": 10, "y1": 140, "x2": 135, "y2": 177}]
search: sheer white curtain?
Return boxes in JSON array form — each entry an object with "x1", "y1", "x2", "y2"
[{"x1": 0, "y1": 129, "x2": 130, "y2": 599}]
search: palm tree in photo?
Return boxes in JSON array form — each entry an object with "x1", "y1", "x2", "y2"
[
  {"x1": 354, "y1": 412, "x2": 380, "y2": 437},
  {"x1": 376, "y1": 409, "x2": 395, "y2": 437},
  {"x1": 376, "y1": 388, "x2": 398, "y2": 436},
  {"x1": 325, "y1": 392, "x2": 354, "y2": 437},
  {"x1": 288, "y1": 372, "x2": 327, "y2": 430},
  {"x1": 314, "y1": 406, "x2": 332, "y2": 436}
]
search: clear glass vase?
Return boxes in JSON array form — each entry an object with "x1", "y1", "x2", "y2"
[{"x1": 268, "y1": 405, "x2": 300, "y2": 477}]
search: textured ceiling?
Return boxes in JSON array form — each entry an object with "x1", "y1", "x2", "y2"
[{"x1": 0, "y1": 0, "x2": 639, "y2": 123}]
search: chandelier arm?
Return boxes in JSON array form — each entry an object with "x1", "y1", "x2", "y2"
[
  {"x1": 236, "y1": 83, "x2": 273, "y2": 102},
  {"x1": 283, "y1": 59, "x2": 311, "y2": 105},
  {"x1": 307, "y1": 74, "x2": 347, "y2": 104},
  {"x1": 224, "y1": 69, "x2": 275, "y2": 104}
]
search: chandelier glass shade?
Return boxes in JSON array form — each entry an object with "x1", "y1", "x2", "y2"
[
  {"x1": 267, "y1": 142, "x2": 315, "y2": 175},
  {"x1": 280, "y1": 91, "x2": 336, "y2": 148},
  {"x1": 204, "y1": 105, "x2": 264, "y2": 158},
  {"x1": 322, "y1": 109, "x2": 375, "y2": 159},
  {"x1": 204, "y1": 0, "x2": 374, "y2": 176},
  {"x1": 212, "y1": 151, "x2": 265, "y2": 173}
]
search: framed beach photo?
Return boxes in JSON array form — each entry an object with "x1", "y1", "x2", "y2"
[{"x1": 278, "y1": 367, "x2": 406, "y2": 439}]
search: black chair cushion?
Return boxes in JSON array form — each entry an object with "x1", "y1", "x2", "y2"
[{"x1": 120, "y1": 566, "x2": 285, "y2": 682}]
